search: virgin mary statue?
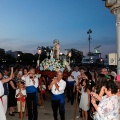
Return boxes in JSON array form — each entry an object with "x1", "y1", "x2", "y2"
[{"x1": 53, "y1": 39, "x2": 60, "y2": 60}]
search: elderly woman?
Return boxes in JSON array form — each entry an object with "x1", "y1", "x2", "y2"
[{"x1": 91, "y1": 80, "x2": 119, "y2": 120}]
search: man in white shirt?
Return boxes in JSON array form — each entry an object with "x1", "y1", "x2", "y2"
[
  {"x1": 48, "y1": 71, "x2": 66, "y2": 120},
  {"x1": 71, "y1": 66, "x2": 80, "y2": 81},
  {"x1": 67, "y1": 66, "x2": 80, "y2": 104},
  {"x1": 22, "y1": 68, "x2": 38, "y2": 120}
]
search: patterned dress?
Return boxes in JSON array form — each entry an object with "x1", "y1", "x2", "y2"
[{"x1": 94, "y1": 95, "x2": 119, "y2": 120}]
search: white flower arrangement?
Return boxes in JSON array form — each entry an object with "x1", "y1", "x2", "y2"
[{"x1": 40, "y1": 58, "x2": 71, "y2": 72}]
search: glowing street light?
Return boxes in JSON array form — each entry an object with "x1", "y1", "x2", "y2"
[
  {"x1": 37, "y1": 46, "x2": 42, "y2": 67},
  {"x1": 68, "y1": 51, "x2": 72, "y2": 64}
]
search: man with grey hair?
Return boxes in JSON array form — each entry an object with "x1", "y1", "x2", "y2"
[{"x1": 48, "y1": 71, "x2": 66, "y2": 120}]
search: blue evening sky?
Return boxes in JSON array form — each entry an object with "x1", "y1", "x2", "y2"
[{"x1": 0, "y1": 0, "x2": 116, "y2": 57}]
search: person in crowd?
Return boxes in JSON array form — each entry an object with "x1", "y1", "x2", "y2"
[
  {"x1": 22, "y1": 68, "x2": 38, "y2": 120},
  {"x1": 18, "y1": 67, "x2": 23, "y2": 78},
  {"x1": 101, "y1": 67, "x2": 109, "y2": 79},
  {"x1": 22, "y1": 67, "x2": 29, "y2": 116},
  {"x1": 91, "y1": 80, "x2": 119, "y2": 120},
  {"x1": 0, "y1": 67, "x2": 13, "y2": 120},
  {"x1": 91, "y1": 71, "x2": 97, "y2": 82},
  {"x1": 71, "y1": 66, "x2": 81, "y2": 84},
  {"x1": 75, "y1": 68, "x2": 88, "y2": 92},
  {"x1": 77, "y1": 79, "x2": 90, "y2": 120},
  {"x1": 8, "y1": 72, "x2": 17, "y2": 116},
  {"x1": 15, "y1": 80, "x2": 26, "y2": 119},
  {"x1": 2, "y1": 68, "x2": 9, "y2": 114},
  {"x1": 23, "y1": 67, "x2": 28, "y2": 77},
  {"x1": 96, "y1": 74, "x2": 107, "y2": 96},
  {"x1": 38, "y1": 75, "x2": 46, "y2": 106},
  {"x1": 79, "y1": 68, "x2": 88, "y2": 80},
  {"x1": 107, "y1": 74, "x2": 114, "y2": 81},
  {"x1": 39, "y1": 80, "x2": 46, "y2": 108},
  {"x1": 117, "y1": 83, "x2": 120, "y2": 119},
  {"x1": 48, "y1": 71, "x2": 66, "y2": 120},
  {"x1": 67, "y1": 73, "x2": 75, "y2": 105}
]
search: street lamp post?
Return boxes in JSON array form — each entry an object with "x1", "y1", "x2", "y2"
[
  {"x1": 102, "y1": 0, "x2": 120, "y2": 74},
  {"x1": 37, "y1": 46, "x2": 42, "y2": 67},
  {"x1": 87, "y1": 29, "x2": 92, "y2": 63},
  {"x1": 87, "y1": 29, "x2": 92, "y2": 54}
]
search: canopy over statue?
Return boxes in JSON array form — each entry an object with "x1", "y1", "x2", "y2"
[{"x1": 53, "y1": 39, "x2": 60, "y2": 60}]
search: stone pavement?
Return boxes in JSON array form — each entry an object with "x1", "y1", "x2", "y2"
[{"x1": 6, "y1": 92, "x2": 82, "y2": 120}]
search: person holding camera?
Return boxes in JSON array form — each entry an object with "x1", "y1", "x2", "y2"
[
  {"x1": 91, "y1": 80, "x2": 119, "y2": 120},
  {"x1": 22, "y1": 68, "x2": 38, "y2": 120}
]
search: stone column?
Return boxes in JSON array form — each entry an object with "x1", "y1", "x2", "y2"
[{"x1": 110, "y1": 1, "x2": 120, "y2": 74}]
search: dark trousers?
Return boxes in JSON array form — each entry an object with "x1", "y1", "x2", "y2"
[
  {"x1": 52, "y1": 100, "x2": 65, "y2": 120},
  {"x1": 67, "y1": 85, "x2": 74, "y2": 104},
  {"x1": 26, "y1": 92, "x2": 38, "y2": 120}
]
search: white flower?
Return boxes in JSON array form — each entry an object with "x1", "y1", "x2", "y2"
[{"x1": 40, "y1": 58, "x2": 71, "y2": 72}]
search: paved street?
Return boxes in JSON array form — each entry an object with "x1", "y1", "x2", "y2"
[{"x1": 6, "y1": 92, "x2": 81, "y2": 120}]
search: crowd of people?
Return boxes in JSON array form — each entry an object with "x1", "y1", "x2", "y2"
[{"x1": 0, "y1": 64, "x2": 120, "y2": 120}]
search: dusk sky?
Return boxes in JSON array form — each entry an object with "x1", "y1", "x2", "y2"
[{"x1": 0, "y1": 0, "x2": 117, "y2": 57}]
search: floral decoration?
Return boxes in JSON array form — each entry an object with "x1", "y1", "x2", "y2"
[{"x1": 40, "y1": 58, "x2": 71, "y2": 72}]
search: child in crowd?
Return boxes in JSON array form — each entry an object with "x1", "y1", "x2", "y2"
[
  {"x1": 78, "y1": 79, "x2": 90, "y2": 120},
  {"x1": 15, "y1": 81, "x2": 26, "y2": 119},
  {"x1": 39, "y1": 80, "x2": 46, "y2": 108}
]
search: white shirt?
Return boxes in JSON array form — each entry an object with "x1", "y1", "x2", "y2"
[
  {"x1": 67, "y1": 76, "x2": 75, "y2": 82},
  {"x1": 15, "y1": 89, "x2": 26, "y2": 98},
  {"x1": 21, "y1": 75, "x2": 38, "y2": 88},
  {"x1": 0, "y1": 81, "x2": 4, "y2": 97},
  {"x1": 51, "y1": 79, "x2": 66, "y2": 95},
  {"x1": 71, "y1": 71, "x2": 80, "y2": 80}
]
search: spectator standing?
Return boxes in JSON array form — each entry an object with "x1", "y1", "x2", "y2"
[
  {"x1": 78, "y1": 79, "x2": 90, "y2": 120},
  {"x1": 39, "y1": 80, "x2": 46, "y2": 108},
  {"x1": 15, "y1": 81, "x2": 26, "y2": 119},
  {"x1": 8, "y1": 73, "x2": 17, "y2": 116}
]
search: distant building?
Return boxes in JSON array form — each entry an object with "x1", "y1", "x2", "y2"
[
  {"x1": 6, "y1": 50, "x2": 22, "y2": 59},
  {"x1": 82, "y1": 53, "x2": 101, "y2": 64}
]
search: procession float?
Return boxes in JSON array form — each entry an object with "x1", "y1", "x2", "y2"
[{"x1": 37, "y1": 39, "x2": 71, "y2": 80}]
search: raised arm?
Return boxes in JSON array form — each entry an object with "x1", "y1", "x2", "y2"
[{"x1": 2, "y1": 67, "x2": 13, "y2": 84}]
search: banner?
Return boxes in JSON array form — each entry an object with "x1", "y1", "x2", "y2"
[{"x1": 108, "y1": 53, "x2": 117, "y2": 65}]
